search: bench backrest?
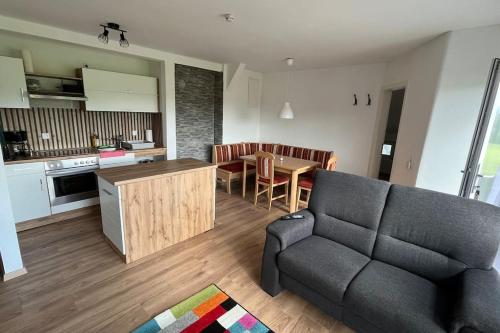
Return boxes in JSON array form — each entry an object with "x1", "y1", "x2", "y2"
[
  {"x1": 213, "y1": 143, "x2": 277, "y2": 164},
  {"x1": 276, "y1": 145, "x2": 334, "y2": 169}
]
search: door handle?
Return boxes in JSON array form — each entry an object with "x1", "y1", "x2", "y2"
[{"x1": 40, "y1": 178, "x2": 45, "y2": 191}]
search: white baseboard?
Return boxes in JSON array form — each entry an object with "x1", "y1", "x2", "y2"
[{"x1": 2, "y1": 267, "x2": 28, "y2": 282}]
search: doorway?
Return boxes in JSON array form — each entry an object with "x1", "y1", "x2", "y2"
[
  {"x1": 377, "y1": 89, "x2": 405, "y2": 181},
  {"x1": 460, "y1": 59, "x2": 500, "y2": 205}
]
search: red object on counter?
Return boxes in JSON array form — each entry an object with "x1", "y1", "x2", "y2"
[{"x1": 99, "y1": 150, "x2": 126, "y2": 158}]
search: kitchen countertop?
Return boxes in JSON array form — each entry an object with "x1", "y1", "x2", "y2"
[
  {"x1": 95, "y1": 158, "x2": 217, "y2": 186},
  {"x1": 3, "y1": 147, "x2": 167, "y2": 165}
]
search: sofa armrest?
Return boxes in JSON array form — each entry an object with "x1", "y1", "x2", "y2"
[
  {"x1": 451, "y1": 268, "x2": 500, "y2": 333},
  {"x1": 260, "y1": 209, "x2": 315, "y2": 296},
  {"x1": 266, "y1": 209, "x2": 315, "y2": 250}
]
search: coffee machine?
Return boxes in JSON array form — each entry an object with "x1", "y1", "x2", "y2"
[{"x1": 2, "y1": 130, "x2": 32, "y2": 160}]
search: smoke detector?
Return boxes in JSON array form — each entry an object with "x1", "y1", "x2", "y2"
[{"x1": 224, "y1": 14, "x2": 236, "y2": 22}]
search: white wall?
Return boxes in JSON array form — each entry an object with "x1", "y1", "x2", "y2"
[
  {"x1": 223, "y1": 69, "x2": 262, "y2": 143},
  {"x1": 417, "y1": 25, "x2": 500, "y2": 194},
  {"x1": 260, "y1": 63, "x2": 386, "y2": 176},
  {"x1": 0, "y1": 150, "x2": 24, "y2": 276},
  {"x1": 381, "y1": 33, "x2": 450, "y2": 186}
]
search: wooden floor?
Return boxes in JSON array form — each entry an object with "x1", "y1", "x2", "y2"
[{"x1": 0, "y1": 185, "x2": 355, "y2": 333}]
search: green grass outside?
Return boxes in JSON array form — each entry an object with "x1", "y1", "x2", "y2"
[{"x1": 481, "y1": 143, "x2": 500, "y2": 176}]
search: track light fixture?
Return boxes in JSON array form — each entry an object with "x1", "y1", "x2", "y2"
[
  {"x1": 98, "y1": 27, "x2": 109, "y2": 44},
  {"x1": 119, "y1": 32, "x2": 129, "y2": 48},
  {"x1": 98, "y1": 23, "x2": 129, "y2": 48}
]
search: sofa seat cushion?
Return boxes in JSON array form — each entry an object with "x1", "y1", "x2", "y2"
[
  {"x1": 344, "y1": 260, "x2": 448, "y2": 333},
  {"x1": 259, "y1": 174, "x2": 289, "y2": 184},
  {"x1": 219, "y1": 162, "x2": 255, "y2": 173},
  {"x1": 278, "y1": 235, "x2": 370, "y2": 304}
]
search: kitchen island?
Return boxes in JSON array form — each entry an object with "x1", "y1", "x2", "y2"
[{"x1": 95, "y1": 158, "x2": 217, "y2": 263}]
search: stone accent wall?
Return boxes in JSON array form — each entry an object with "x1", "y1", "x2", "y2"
[
  {"x1": 175, "y1": 64, "x2": 223, "y2": 161},
  {"x1": 214, "y1": 72, "x2": 223, "y2": 145}
]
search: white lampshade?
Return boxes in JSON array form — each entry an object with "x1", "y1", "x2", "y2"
[{"x1": 279, "y1": 102, "x2": 294, "y2": 119}]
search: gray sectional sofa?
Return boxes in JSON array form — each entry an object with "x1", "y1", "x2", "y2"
[{"x1": 261, "y1": 170, "x2": 500, "y2": 333}]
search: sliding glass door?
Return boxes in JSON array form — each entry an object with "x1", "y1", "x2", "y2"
[{"x1": 460, "y1": 59, "x2": 500, "y2": 206}]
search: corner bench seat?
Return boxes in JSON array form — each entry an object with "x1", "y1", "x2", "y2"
[{"x1": 212, "y1": 142, "x2": 335, "y2": 193}]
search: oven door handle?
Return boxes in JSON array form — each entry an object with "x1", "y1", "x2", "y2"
[{"x1": 46, "y1": 166, "x2": 99, "y2": 177}]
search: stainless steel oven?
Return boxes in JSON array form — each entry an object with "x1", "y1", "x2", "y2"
[{"x1": 45, "y1": 157, "x2": 99, "y2": 213}]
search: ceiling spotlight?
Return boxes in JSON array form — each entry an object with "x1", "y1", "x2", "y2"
[
  {"x1": 98, "y1": 27, "x2": 109, "y2": 44},
  {"x1": 119, "y1": 32, "x2": 129, "y2": 48},
  {"x1": 224, "y1": 14, "x2": 236, "y2": 22},
  {"x1": 97, "y1": 23, "x2": 130, "y2": 47}
]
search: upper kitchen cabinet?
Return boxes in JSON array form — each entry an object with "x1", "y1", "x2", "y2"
[
  {"x1": 80, "y1": 68, "x2": 159, "y2": 113},
  {"x1": 0, "y1": 56, "x2": 30, "y2": 108}
]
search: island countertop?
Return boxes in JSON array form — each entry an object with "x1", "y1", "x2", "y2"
[{"x1": 95, "y1": 158, "x2": 217, "y2": 186}]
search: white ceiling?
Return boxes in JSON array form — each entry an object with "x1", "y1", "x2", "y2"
[{"x1": 1, "y1": 0, "x2": 500, "y2": 72}]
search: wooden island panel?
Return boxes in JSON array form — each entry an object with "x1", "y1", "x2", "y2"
[{"x1": 120, "y1": 166, "x2": 215, "y2": 263}]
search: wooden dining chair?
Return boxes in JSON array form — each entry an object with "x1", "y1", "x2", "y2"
[
  {"x1": 254, "y1": 151, "x2": 290, "y2": 210},
  {"x1": 296, "y1": 154, "x2": 337, "y2": 211}
]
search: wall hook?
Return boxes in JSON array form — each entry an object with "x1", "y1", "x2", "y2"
[
  {"x1": 353, "y1": 94, "x2": 358, "y2": 106},
  {"x1": 367, "y1": 94, "x2": 371, "y2": 106}
]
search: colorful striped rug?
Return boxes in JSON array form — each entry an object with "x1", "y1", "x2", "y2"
[{"x1": 133, "y1": 284, "x2": 273, "y2": 333}]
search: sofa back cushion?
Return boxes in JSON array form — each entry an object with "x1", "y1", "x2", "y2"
[
  {"x1": 309, "y1": 170, "x2": 391, "y2": 256},
  {"x1": 374, "y1": 185, "x2": 500, "y2": 281}
]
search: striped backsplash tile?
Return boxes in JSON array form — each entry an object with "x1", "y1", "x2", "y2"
[{"x1": 0, "y1": 108, "x2": 156, "y2": 151}]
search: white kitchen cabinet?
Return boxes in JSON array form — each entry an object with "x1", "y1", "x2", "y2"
[
  {"x1": 97, "y1": 177, "x2": 126, "y2": 254},
  {"x1": 5, "y1": 162, "x2": 51, "y2": 223},
  {"x1": 0, "y1": 56, "x2": 30, "y2": 108},
  {"x1": 81, "y1": 68, "x2": 158, "y2": 113}
]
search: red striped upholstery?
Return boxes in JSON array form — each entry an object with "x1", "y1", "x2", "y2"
[
  {"x1": 214, "y1": 144, "x2": 243, "y2": 163},
  {"x1": 259, "y1": 143, "x2": 276, "y2": 153},
  {"x1": 256, "y1": 154, "x2": 273, "y2": 179},
  {"x1": 240, "y1": 143, "x2": 256, "y2": 156},
  {"x1": 292, "y1": 147, "x2": 314, "y2": 160},
  {"x1": 313, "y1": 150, "x2": 333, "y2": 169},
  {"x1": 276, "y1": 144, "x2": 294, "y2": 157}
]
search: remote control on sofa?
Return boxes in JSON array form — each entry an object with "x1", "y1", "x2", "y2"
[{"x1": 281, "y1": 214, "x2": 305, "y2": 220}]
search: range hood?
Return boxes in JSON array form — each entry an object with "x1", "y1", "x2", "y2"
[
  {"x1": 26, "y1": 73, "x2": 88, "y2": 101},
  {"x1": 28, "y1": 92, "x2": 88, "y2": 101}
]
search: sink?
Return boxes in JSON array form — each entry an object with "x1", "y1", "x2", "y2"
[{"x1": 122, "y1": 140, "x2": 155, "y2": 150}]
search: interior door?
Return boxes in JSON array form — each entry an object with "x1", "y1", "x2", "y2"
[{"x1": 460, "y1": 59, "x2": 500, "y2": 205}]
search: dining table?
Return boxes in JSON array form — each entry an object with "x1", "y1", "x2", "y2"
[{"x1": 240, "y1": 154, "x2": 320, "y2": 213}]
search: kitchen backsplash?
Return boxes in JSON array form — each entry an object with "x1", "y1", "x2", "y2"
[{"x1": 0, "y1": 108, "x2": 159, "y2": 151}]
